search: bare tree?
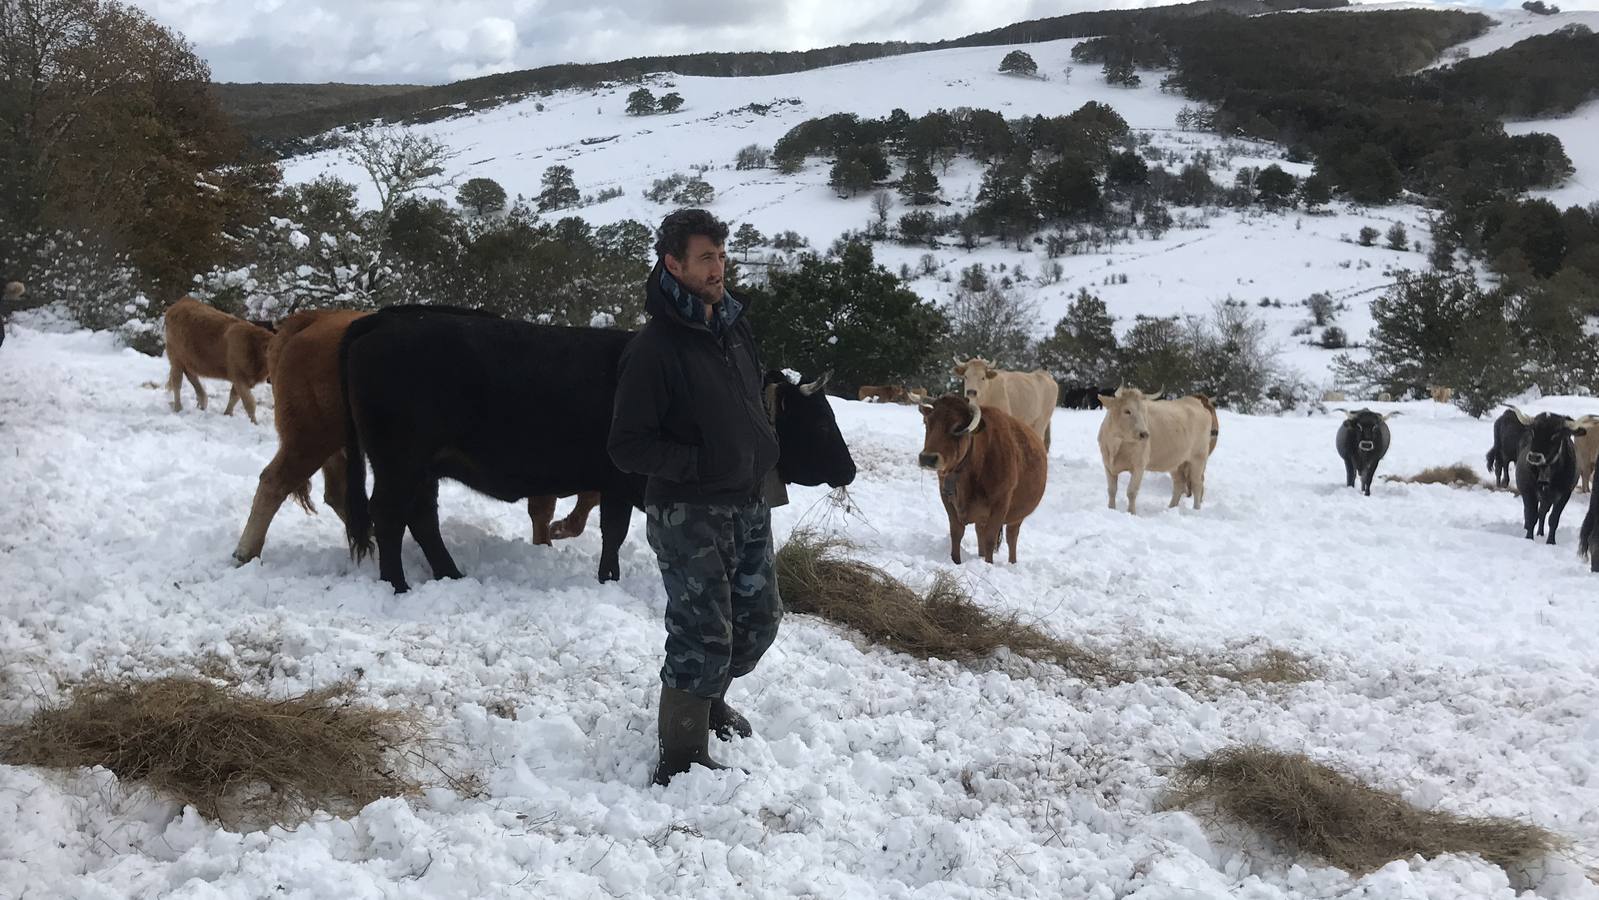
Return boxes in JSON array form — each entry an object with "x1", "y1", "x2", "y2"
[
  {"x1": 871, "y1": 190, "x2": 894, "y2": 227},
  {"x1": 347, "y1": 127, "x2": 458, "y2": 228}
]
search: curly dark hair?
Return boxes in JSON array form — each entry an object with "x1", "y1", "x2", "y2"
[{"x1": 654, "y1": 208, "x2": 729, "y2": 260}]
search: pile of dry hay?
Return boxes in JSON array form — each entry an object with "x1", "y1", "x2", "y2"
[
  {"x1": 1384, "y1": 464, "x2": 1482, "y2": 488},
  {"x1": 0, "y1": 676, "x2": 424, "y2": 825},
  {"x1": 775, "y1": 529, "x2": 1128, "y2": 682},
  {"x1": 1166, "y1": 746, "x2": 1562, "y2": 874}
]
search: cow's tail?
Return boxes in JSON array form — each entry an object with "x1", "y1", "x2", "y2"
[
  {"x1": 1486, "y1": 446, "x2": 1499, "y2": 477},
  {"x1": 291, "y1": 481, "x2": 316, "y2": 515},
  {"x1": 339, "y1": 318, "x2": 376, "y2": 562},
  {"x1": 1580, "y1": 498, "x2": 1598, "y2": 562}
]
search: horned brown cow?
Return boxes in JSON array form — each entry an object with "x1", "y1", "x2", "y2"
[
  {"x1": 917, "y1": 394, "x2": 1047, "y2": 564},
  {"x1": 163, "y1": 296, "x2": 274, "y2": 424},
  {"x1": 1098, "y1": 387, "x2": 1216, "y2": 514}
]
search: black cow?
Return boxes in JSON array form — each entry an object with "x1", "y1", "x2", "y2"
[
  {"x1": 1486, "y1": 407, "x2": 1528, "y2": 489},
  {"x1": 339, "y1": 306, "x2": 856, "y2": 592},
  {"x1": 1059, "y1": 386, "x2": 1108, "y2": 410},
  {"x1": 1578, "y1": 485, "x2": 1599, "y2": 571},
  {"x1": 1514, "y1": 411, "x2": 1585, "y2": 545},
  {"x1": 1335, "y1": 408, "x2": 1394, "y2": 496}
]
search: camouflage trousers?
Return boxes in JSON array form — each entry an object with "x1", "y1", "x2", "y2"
[{"x1": 645, "y1": 499, "x2": 783, "y2": 699}]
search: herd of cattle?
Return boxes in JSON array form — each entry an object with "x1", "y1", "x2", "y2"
[{"x1": 150, "y1": 295, "x2": 1599, "y2": 590}]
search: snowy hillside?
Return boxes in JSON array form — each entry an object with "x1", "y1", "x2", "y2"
[
  {"x1": 281, "y1": 36, "x2": 1454, "y2": 391},
  {"x1": 5, "y1": 314, "x2": 1599, "y2": 898}
]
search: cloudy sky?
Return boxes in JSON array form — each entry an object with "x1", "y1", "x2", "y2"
[{"x1": 125, "y1": 0, "x2": 1572, "y2": 85}]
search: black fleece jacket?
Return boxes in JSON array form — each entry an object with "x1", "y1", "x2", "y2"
[{"x1": 607, "y1": 263, "x2": 780, "y2": 506}]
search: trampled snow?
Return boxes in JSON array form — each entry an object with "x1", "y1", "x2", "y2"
[{"x1": 4, "y1": 315, "x2": 1599, "y2": 898}]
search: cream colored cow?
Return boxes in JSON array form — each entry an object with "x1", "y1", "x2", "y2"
[
  {"x1": 1574, "y1": 414, "x2": 1599, "y2": 493},
  {"x1": 1097, "y1": 387, "x2": 1217, "y2": 514},
  {"x1": 952, "y1": 357, "x2": 1059, "y2": 448}
]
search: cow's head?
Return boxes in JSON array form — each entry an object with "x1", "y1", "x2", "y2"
[
  {"x1": 766, "y1": 371, "x2": 856, "y2": 488},
  {"x1": 952, "y1": 357, "x2": 998, "y2": 399},
  {"x1": 1097, "y1": 386, "x2": 1152, "y2": 442},
  {"x1": 918, "y1": 394, "x2": 983, "y2": 472},
  {"x1": 1339, "y1": 408, "x2": 1395, "y2": 453},
  {"x1": 2, "y1": 281, "x2": 24, "y2": 303},
  {"x1": 1518, "y1": 410, "x2": 1584, "y2": 476}
]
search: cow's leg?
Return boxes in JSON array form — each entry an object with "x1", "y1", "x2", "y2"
[
  {"x1": 1548, "y1": 491, "x2": 1572, "y2": 545},
  {"x1": 1345, "y1": 455, "x2": 1357, "y2": 489},
  {"x1": 368, "y1": 476, "x2": 415, "y2": 593},
  {"x1": 406, "y1": 478, "x2": 463, "y2": 581},
  {"x1": 1190, "y1": 460, "x2": 1207, "y2": 510},
  {"x1": 1104, "y1": 468, "x2": 1119, "y2": 510},
  {"x1": 186, "y1": 371, "x2": 208, "y2": 411},
  {"x1": 236, "y1": 383, "x2": 259, "y2": 425},
  {"x1": 1004, "y1": 520, "x2": 1021, "y2": 564},
  {"x1": 596, "y1": 491, "x2": 633, "y2": 583},
  {"x1": 1361, "y1": 462, "x2": 1376, "y2": 496},
  {"x1": 1126, "y1": 465, "x2": 1145, "y2": 515},
  {"x1": 321, "y1": 451, "x2": 349, "y2": 523},
  {"x1": 168, "y1": 361, "x2": 185, "y2": 412},
  {"x1": 234, "y1": 455, "x2": 296, "y2": 564},
  {"x1": 947, "y1": 516, "x2": 965, "y2": 565},
  {"x1": 978, "y1": 519, "x2": 1003, "y2": 564},
  {"x1": 528, "y1": 495, "x2": 556, "y2": 545},
  {"x1": 1523, "y1": 491, "x2": 1538, "y2": 540},
  {"x1": 552, "y1": 491, "x2": 601, "y2": 540},
  {"x1": 1169, "y1": 465, "x2": 1187, "y2": 508},
  {"x1": 223, "y1": 385, "x2": 240, "y2": 416}
]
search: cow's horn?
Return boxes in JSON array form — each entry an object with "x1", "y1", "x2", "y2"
[
  {"x1": 1382, "y1": 411, "x2": 1401, "y2": 420},
  {"x1": 799, "y1": 370, "x2": 831, "y2": 396},
  {"x1": 1154, "y1": 384, "x2": 1167, "y2": 398},
  {"x1": 954, "y1": 398, "x2": 982, "y2": 435},
  {"x1": 1511, "y1": 406, "x2": 1534, "y2": 426}
]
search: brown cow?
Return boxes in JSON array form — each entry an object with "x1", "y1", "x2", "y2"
[
  {"x1": 234, "y1": 309, "x2": 369, "y2": 563},
  {"x1": 1428, "y1": 384, "x2": 1455, "y2": 404},
  {"x1": 164, "y1": 296, "x2": 274, "y2": 424},
  {"x1": 234, "y1": 308, "x2": 604, "y2": 562},
  {"x1": 1097, "y1": 387, "x2": 1216, "y2": 514},
  {"x1": 917, "y1": 394, "x2": 1047, "y2": 564}
]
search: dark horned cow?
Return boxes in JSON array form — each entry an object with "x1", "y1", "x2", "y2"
[
  {"x1": 1486, "y1": 407, "x2": 1528, "y2": 490},
  {"x1": 339, "y1": 306, "x2": 854, "y2": 592},
  {"x1": 1515, "y1": 411, "x2": 1585, "y2": 545},
  {"x1": 1335, "y1": 408, "x2": 1395, "y2": 496}
]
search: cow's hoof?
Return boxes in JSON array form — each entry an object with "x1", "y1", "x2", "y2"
[{"x1": 231, "y1": 551, "x2": 253, "y2": 567}]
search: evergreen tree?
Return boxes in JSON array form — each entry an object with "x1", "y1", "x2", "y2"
[
  {"x1": 537, "y1": 165, "x2": 580, "y2": 212},
  {"x1": 1037, "y1": 288, "x2": 1119, "y2": 384},
  {"x1": 1254, "y1": 164, "x2": 1296, "y2": 208},
  {"x1": 658, "y1": 92, "x2": 684, "y2": 113},
  {"x1": 745, "y1": 240, "x2": 951, "y2": 391},
  {"x1": 456, "y1": 177, "x2": 507, "y2": 217},
  {"x1": 1030, "y1": 156, "x2": 1101, "y2": 223},
  {"x1": 830, "y1": 157, "x2": 873, "y2": 197},
  {"x1": 1000, "y1": 50, "x2": 1039, "y2": 76},
  {"x1": 626, "y1": 87, "x2": 657, "y2": 115},
  {"x1": 974, "y1": 160, "x2": 1038, "y2": 244},
  {"x1": 898, "y1": 156, "x2": 941, "y2": 205}
]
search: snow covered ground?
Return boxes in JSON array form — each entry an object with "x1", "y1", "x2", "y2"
[
  {"x1": 5, "y1": 316, "x2": 1599, "y2": 898},
  {"x1": 279, "y1": 36, "x2": 1440, "y2": 390}
]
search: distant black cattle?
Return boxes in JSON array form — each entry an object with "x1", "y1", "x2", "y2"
[
  {"x1": 1486, "y1": 407, "x2": 1528, "y2": 489},
  {"x1": 338, "y1": 306, "x2": 856, "y2": 592},
  {"x1": 1514, "y1": 411, "x2": 1585, "y2": 545},
  {"x1": 1059, "y1": 386, "x2": 1109, "y2": 410},
  {"x1": 1335, "y1": 408, "x2": 1394, "y2": 496}
]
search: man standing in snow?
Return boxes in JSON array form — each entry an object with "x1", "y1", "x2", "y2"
[{"x1": 607, "y1": 208, "x2": 783, "y2": 786}]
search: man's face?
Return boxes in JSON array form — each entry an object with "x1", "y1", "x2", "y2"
[{"x1": 664, "y1": 234, "x2": 728, "y2": 303}]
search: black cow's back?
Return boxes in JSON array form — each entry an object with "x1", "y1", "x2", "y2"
[{"x1": 343, "y1": 308, "x2": 638, "y2": 501}]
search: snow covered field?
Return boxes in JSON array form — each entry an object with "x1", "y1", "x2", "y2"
[
  {"x1": 279, "y1": 36, "x2": 1442, "y2": 389},
  {"x1": 5, "y1": 316, "x2": 1599, "y2": 898}
]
